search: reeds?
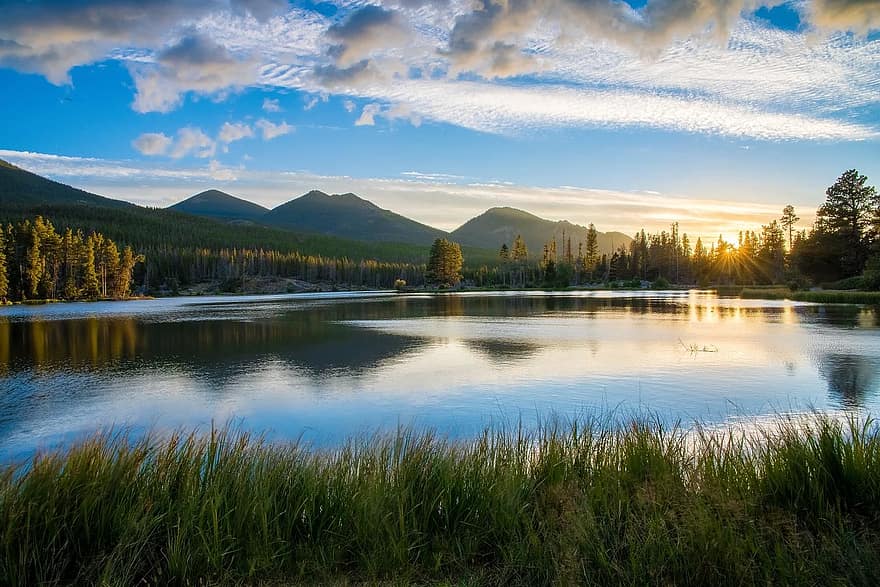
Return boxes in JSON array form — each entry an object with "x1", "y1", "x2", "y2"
[
  {"x1": 741, "y1": 288, "x2": 880, "y2": 304},
  {"x1": 2, "y1": 415, "x2": 880, "y2": 585}
]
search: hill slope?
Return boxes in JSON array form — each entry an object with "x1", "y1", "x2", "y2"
[
  {"x1": 264, "y1": 190, "x2": 446, "y2": 245},
  {"x1": 0, "y1": 158, "x2": 132, "y2": 208},
  {"x1": 0, "y1": 161, "x2": 433, "y2": 264},
  {"x1": 170, "y1": 189, "x2": 269, "y2": 222},
  {"x1": 451, "y1": 207, "x2": 631, "y2": 257}
]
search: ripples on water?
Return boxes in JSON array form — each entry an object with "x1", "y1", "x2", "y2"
[{"x1": 0, "y1": 290, "x2": 878, "y2": 460}]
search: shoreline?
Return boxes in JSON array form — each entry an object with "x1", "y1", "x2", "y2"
[{"x1": 6, "y1": 282, "x2": 879, "y2": 307}]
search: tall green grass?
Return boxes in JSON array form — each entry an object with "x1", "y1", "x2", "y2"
[
  {"x1": 741, "y1": 288, "x2": 880, "y2": 304},
  {"x1": 3, "y1": 416, "x2": 880, "y2": 585}
]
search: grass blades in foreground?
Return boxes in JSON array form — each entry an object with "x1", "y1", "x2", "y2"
[{"x1": 2, "y1": 416, "x2": 880, "y2": 585}]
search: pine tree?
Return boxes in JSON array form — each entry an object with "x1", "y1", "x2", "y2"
[
  {"x1": 23, "y1": 222, "x2": 43, "y2": 300},
  {"x1": 760, "y1": 220, "x2": 786, "y2": 283},
  {"x1": 82, "y1": 236, "x2": 101, "y2": 299},
  {"x1": 0, "y1": 230, "x2": 8, "y2": 302},
  {"x1": 102, "y1": 239, "x2": 120, "y2": 298},
  {"x1": 816, "y1": 169, "x2": 876, "y2": 276},
  {"x1": 780, "y1": 205, "x2": 800, "y2": 253},
  {"x1": 114, "y1": 246, "x2": 144, "y2": 298},
  {"x1": 499, "y1": 243, "x2": 510, "y2": 261},
  {"x1": 585, "y1": 223, "x2": 599, "y2": 281},
  {"x1": 426, "y1": 238, "x2": 463, "y2": 287},
  {"x1": 512, "y1": 234, "x2": 528, "y2": 261}
]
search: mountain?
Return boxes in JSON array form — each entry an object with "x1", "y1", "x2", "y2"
[
  {"x1": 0, "y1": 158, "x2": 132, "y2": 208},
  {"x1": 451, "y1": 207, "x2": 632, "y2": 256},
  {"x1": 0, "y1": 161, "x2": 435, "y2": 265},
  {"x1": 263, "y1": 190, "x2": 446, "y2": 245},
  {"x1": 170, "y1": 189, "x2": 269, "y2": 223}
]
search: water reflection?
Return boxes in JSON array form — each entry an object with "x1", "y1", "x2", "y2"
[
  {"x1": 819, "y1": 354, "x2": 880, "y2": 408},
  {"x1": 0, "y1": 291, "x2": 878, "y2": 459},
  {"x1": 464, "y1": 339, "x2": 544, "y2": 365}
]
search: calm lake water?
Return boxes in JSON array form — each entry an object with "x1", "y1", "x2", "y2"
[{"x1": 1, "y1": 290, "x2": 879, "y2": 460}]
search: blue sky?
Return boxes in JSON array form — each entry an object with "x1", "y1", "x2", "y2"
[{"x1": 0, "y1": 0, "x2": 878, "y2": 239}]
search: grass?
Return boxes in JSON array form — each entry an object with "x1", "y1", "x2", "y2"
[
  {"x1": 741, "y1": 287, "x2": 880, "y2": 304},
  {"x1": 3, "y1": 416, "x2": 880, "y2": 585}
]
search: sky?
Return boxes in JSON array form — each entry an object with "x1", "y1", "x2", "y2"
[{"x1": 0, "y1": 0, "x2": 878, "y2": 241}]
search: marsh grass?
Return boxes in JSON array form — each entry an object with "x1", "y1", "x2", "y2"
[
  {"x1": 3, "y1": 415, "x2": 880, "y2": 585},
  {"x1": 741, "y1": 288, "x2": 880, "y2": 304}
]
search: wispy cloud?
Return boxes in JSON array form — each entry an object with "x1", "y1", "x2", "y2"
[{"x1": 0, "y1": 0, "x2": 877, "y2": 140}]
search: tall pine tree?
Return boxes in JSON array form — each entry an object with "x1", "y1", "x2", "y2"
[{"x1": 82, "y1": 236, "x2": 101, "y2": 299}]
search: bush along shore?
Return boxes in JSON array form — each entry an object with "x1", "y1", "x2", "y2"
[{"x1": 3, "y1": 416, "x2": 880, "y2": 585}]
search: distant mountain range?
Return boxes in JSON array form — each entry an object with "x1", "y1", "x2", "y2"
[
  {"x1": 0, "y1": 159, "x2": 436, "y2": 265},
  {"x1": 0, "y1": 158, "x2": 630, "y2": 258},
  {"x1": 169, "y1": 189, "x2": 631, "y2": 254}
]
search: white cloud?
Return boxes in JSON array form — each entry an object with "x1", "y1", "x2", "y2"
[
  {"x1": 325, "y1": 5, "x2": 412, "y2": 68},
  {"x1": 132, "y1": 132, "x2": 173, "y2": 156},
  {"x1": 809, "y1": 0, "x2": 880, "y2": 34},
  {"x1": 255, "y1": 12, "x2": 880, "y2": 141},
  {"x1": 344, "y1": 99, "x2": 356, "y2": 113},
  {"x1": 262, "y1": 97, "x2": 283, "y2": 112},
  {"x1": 131, "y1": 34, "x2": 259, "y2": 113},
  {"x1": 0, "y1": 0, "x2": 877, "y2": 141},
  {"x1": 355, "y1": 103, "x2": 382, "y2": 126},
  {"x1": 170, "y1": 127, "x2": 216, "y2": 159},
  {"x1": 255, "y1": 118, "x2": 293, "y2": 139},
  {"x1": 218, "y1": 121, "x2": 254, "y2": 144},
  {"x1": 209, "y1": 159, "x2": 238, "y2": 180}
]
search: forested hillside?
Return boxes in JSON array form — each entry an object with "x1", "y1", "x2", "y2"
[
  {"x1": 451, "y1": 207, "x2": 631, "y2": 255},
  {"x1": 0, "y1": 161, "x2": 439, "y2": 291}
]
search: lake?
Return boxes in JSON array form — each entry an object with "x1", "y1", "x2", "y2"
[{"x1": 1, "y1": 290, "x2": 878, "y2": 460}]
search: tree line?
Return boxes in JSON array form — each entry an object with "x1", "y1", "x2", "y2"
[
  {"x1": 0, "y1": 216, "x2": 431, "y2": 301},
  {"x1": 2, "y1": 169, "x2": 875, "y2": 297},
  {"x1": 148, "y1": 248, "x2": 427, "y2": 293},
  {"x1": 461, "y1": 169, "x2": 879, "y2": 290},
  {"x1": 0, "y1": 216, "x2": 143, "y2": 302}
]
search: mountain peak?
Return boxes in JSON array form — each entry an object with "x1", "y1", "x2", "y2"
[
  {"x1": 299, "y1": 189, "x2": 331, "y2": 200},
  {"x1": 452, "y1": 207, "x2": 631, "y2": 256},
  {"x1": 170, "y1": 189, "x2": 269, "y2": 222},
  {"x1": 264, "y1": 190, "x2": 443, "y2": 245}
]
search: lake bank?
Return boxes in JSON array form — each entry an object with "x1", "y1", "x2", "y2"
[
  {"x1": 3, "y1": 415, "x2": 879, "y2": 585},
  {"x1": 740, "y1": 287, "x2": 880, "y2": 304}
]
